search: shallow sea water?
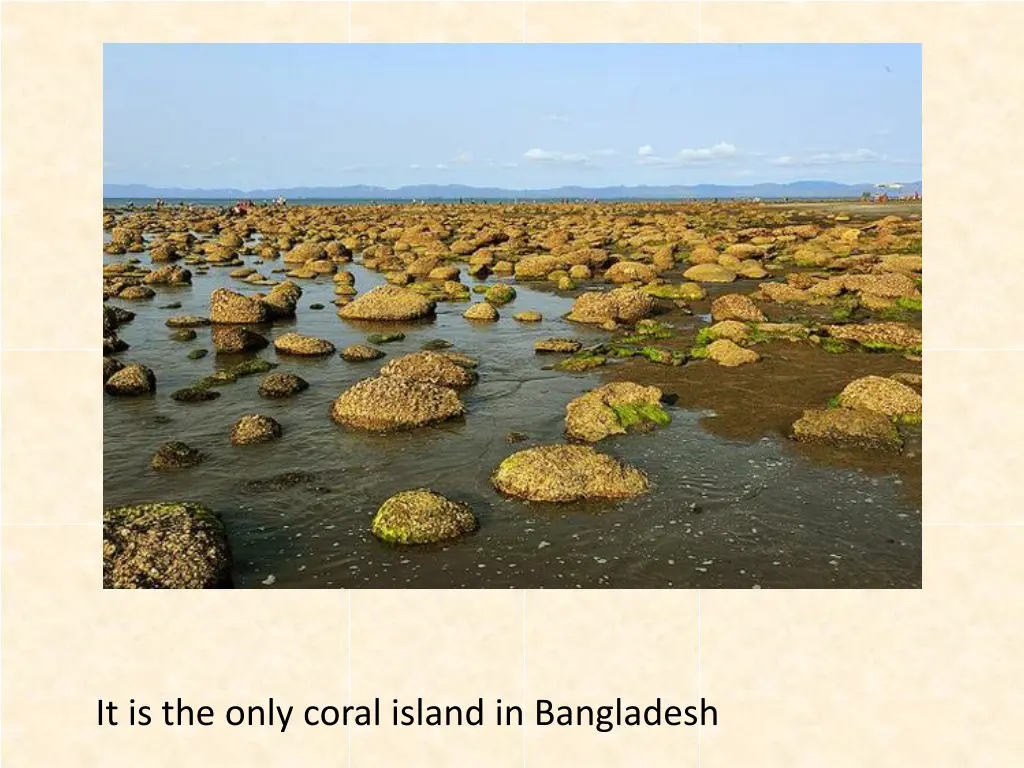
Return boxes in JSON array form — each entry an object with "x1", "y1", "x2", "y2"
[{"x1": 103, "y1": 237, "x2": 921, "y2": 589}]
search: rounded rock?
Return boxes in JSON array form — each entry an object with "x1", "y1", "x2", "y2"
[
  {"x1": 230, "y1": 414, "x2": 283, "y2": 445},
  {"x1": 491, "y1": 444, "x2": 649, "y2": 502},
  {"x1": 104, "y1": 364, "x2": 156, "y2": 396},
  {"x1": 371, "y1": 489, "x2": 477, "y2": 545},
  {"x1": 258, "y1": 372, "x2": 310, "y2": 399}
]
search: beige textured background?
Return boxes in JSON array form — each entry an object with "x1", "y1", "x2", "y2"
[{"x1": 3, "y1": 1, "x2": 1021, "y2": 765}]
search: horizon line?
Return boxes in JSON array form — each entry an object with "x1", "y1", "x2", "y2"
[{"x1": 105, "y1": 179, "x2": 923, "y2": 192}]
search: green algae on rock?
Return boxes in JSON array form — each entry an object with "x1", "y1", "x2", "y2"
[
  {"x1": 367, "y1": 332, "x2": 405, "y2": 344},
  {"x1": 485, "y1": 283, "x2": 517, "y2": 306},
  {"x1": 643, "y1": 282, "x2": 707, "y2": 301},
  {"x1": 103, "y1": 502, "x2": 232, "y2": 589},
  {"x1": 791, "y1": 408, "x2": 903, "y2": 452},
  {"x1": 555, "y1": 352, "x2": 608, "y2": 372},
  {"x1": 371, "y1": 489, "x2": 478, "y2": 545},
  {"x1": 565, "y1": 382, "x2": 670, "y2": 443},
  {"x1": 170, "y1": 385, "x2": 221, "y2": 402}
]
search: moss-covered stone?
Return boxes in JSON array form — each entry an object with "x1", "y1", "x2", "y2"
[
  {"x1": 636, "y1": 347, "x2": 687, "y2": 366},
  {"x1": 367, "y1": 332, "x2": 405, "y2": 344},
  {"x1": 556, "y1": 353, "x2": 607, "y2": 372},
  {"x1": 371, "y1": 489, "x2": 477, "y2": 545},
  {"x1": 643, "y1": 282, "x2": 707, "y2": 301},
  {"x1": 170, "y1": 385, "x2": 221, "y2": 402},
  {"x1": 565, "y1": 381, "x2": 671, "y2": 443},
  {"x1": 485, "y1": 283, "x2": 517, "y2": 306}
]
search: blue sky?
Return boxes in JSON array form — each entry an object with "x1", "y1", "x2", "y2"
[{"x1": 104, "y1": 44, "x2": 921, "y2": 189}]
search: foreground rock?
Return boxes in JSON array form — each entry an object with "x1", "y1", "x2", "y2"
[
  {"x1": 566, "y1": 287, "x2": 655, "y2": 325},
  {"x1": 837, "y1": 375, "x2": 922, "y2": 417},
  {"x1": 371, "y1": 489, "x2": 478, "y2": 545},
  {"x1": 104, "y1": 364, "x2": 156, "y2": 396},
  {"x1": 491, "y1": 444, "x2": 649, "y2": 502},
  {"x1": 103, "y1": 357, "x2": 124, "y2": 382},
  {"x1": 331, "y1": 375, "x2": 465, "y2": 432},
  {"x1": 230, "y1": 414, "x2": 283, "y2": 445},
  {"x1": 274, "y1": 332, "x2": 336, "y2": 356},
  {"x1": 151, "y1": 441, "x2": 205, "y2": 470},
  {"x1": 791, "y1": 408, "x2": 903, "y2": 451},
  {"x1": 565, "y1": 382, "x2": 670, "y2": 443},
  {"x1": 258, "y1": 372, "x2": 309, "y2": 399},
  {"x1": 379, "y1": 351, "x2": 477, "y2": 390},
  {"x1": 103, "y1": 502, "x2": 232, "y2": 589},
  {"x1": 338, "y1": 285, "x2": 435, "y2": 321}
]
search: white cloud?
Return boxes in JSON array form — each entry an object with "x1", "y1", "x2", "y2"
[
  {"x1": 409, "y1": 163, "x2": 421, "y2": 170},
  {"x1": 541, "y1": 114, "x2": 570, "y2": 123},
  {"x1": 638, "y1": 145, "x2": 655, "y2": 157},
  {"x1": 451, "y1": 149, "x2": 473, "y2": 165},
  {"x1": 435, "y1": 163, "x2": 449, "y2": 170},
  {"x1": 523, "y1": 148, "x2": 592, "y2": 166},
  {"x1": 769, "y1": 148, "x2": 891, "y2": 167},
  {"x1": 637, "y1": 142, "x2": 740, "y2": 168},
  {"x1": 522, "y1": 148, "x2": 616, "y2": 167},
  {"x1": 501, "y1": 162, "x2": 519, "y2": 169}
]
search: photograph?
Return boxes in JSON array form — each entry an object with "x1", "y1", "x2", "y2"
[{"x1": 102, "y1": 43, "x2": 922, "y2": 590}]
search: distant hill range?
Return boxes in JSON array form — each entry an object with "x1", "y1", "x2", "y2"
[{"x1": 104, "y1": 181, "x2": 923, "y2": 201}]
